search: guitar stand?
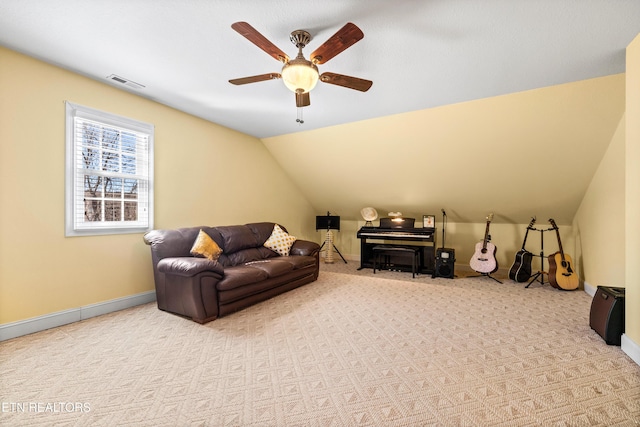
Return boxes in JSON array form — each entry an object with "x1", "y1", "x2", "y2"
[
  {"x1": 524, "y1": 226, "x2": 554, "y2": 288},
  {"x1": 526, "y1": 270, "x2": 548, "y2": 288},
  {"x1": 468, "y1": 272, "x2": 503, "y2": 284},
  {"x1": 319, "y1": 240, "x2": 347, "y2": 263}
]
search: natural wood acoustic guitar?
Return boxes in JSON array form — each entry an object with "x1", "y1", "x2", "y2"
[{"x1": 547, "y1": 218, "x2": 579, "y2": 290}]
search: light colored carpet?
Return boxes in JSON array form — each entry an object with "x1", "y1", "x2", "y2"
[{"x1": 1, "y1": 265, "x2": 639, "y2": 426}]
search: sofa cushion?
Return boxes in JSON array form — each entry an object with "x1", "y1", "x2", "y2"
[
  {"x1": 217, "y1": 225, "x2": 260, "y2": 254},
  {"x1": 157, "y1": 257, "x2": 224, "y2": 277},
  {"x1": 263, "y1": 224, "x2": 297, "y2": 256},
  {"x1": 217, "y1": 266, "x2": 269, "y2": 291},
  {"x1": 190, "y1": 229, "x2": 223, "y2": 261},
  {"x1": 217, "y1": 269, "x2": 316, "y2": 306},
  {"x1": 278, "y1": 255, "x2": 317, "y2": 270},
  {"x1": 244, "y1": 259, "x2": 294, "y2": 277},
  {"x1": 246, "y1": 222, "x2": 282, "y2": 244},
  {"x1": 224, "y1": 247, "x2": 275, "y2": 267}
]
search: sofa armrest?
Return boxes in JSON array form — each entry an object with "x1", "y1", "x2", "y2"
[
  {"x1": 157, "y1": 257, "x2": 224, "y2": 278},
  {"x1": 290, "y1": 240, "x2": 321, "y2": 257}
]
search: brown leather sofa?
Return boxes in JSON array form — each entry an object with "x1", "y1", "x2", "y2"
[{"x1": 143, "y1": 222, "x2": 320, "y2": 323}]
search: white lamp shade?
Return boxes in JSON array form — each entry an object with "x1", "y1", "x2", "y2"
[{"x1": 281, "y1": 59, "x2": 319, "y2": 93}]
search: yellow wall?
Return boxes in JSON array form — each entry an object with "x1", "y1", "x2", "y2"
[
  {"x1": 625, "y1": 34, "x2": 640, "y2": 346},
  {"x1": 0, "y1": 47, "x2": 316, "y2": 324},
  {"x1": 264, "y1": 77, "x2": 625, "y2": 279},
  {"x1": 573, "y1": 116, "x2": 626, "y2": 289},
  {"x1": 262, "y1": 75, "x2": 624, "y2": 230}
]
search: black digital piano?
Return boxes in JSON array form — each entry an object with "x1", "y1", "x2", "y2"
[{"x1": 356, "y1": 217, "x2": 436, "y2": 274}]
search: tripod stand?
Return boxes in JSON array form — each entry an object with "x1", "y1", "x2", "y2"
[
  {"x1": 319, "y1": 228, "x2": 347, "y2": 264},
  {"x1": 316, "y1": 212, "x2": 347, "y2": 264},
  {"x1": 470, "y1": 271, "x2": 502, "y2": 283},
  {"x1": 525, "y1": 226, "x2": 554, "y2": 288}
]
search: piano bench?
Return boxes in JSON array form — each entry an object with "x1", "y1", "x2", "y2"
[{"x1": 372, "y1": 245, "x2": 421, "y2": 278}]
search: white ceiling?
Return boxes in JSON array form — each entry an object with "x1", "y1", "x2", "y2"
[{"x1": 2, "y1": 0, "x2": 640, "y2": 139}]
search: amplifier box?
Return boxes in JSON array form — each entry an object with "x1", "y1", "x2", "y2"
[
  {"x1": 590, "y1": 286, "x2": 625, "y2": 345},
  {"x1": 433, "y1": 248, "x2": 455, "y2": 279}
]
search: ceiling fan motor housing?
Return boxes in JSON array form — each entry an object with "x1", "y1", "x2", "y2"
[{"x1": 290, "y1": 30, "x2": 311, "y2": 48}]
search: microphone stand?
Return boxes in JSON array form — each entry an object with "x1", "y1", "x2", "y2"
[
  {"x1": 432, "y1": 209, "x2": 456, "y2": 279},
  {"x1": 441, "y1": 210, "x2": 447, "y2": 249}
]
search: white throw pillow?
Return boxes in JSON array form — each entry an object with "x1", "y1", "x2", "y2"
[{"x1": 263, "y1": 224, "x2": 297, "y2": 256}]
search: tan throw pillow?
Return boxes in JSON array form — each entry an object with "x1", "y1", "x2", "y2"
[
  {"x1": 263, "y1": 224, "x2": 297, "y2": 256},
  {"x1": 190, "y1": 229, "x2": 223, "y2": 261}
]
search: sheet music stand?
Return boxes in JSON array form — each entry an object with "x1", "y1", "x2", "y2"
[{"x1": 316, "y1": 212, "x2": 347, "y2": 264}]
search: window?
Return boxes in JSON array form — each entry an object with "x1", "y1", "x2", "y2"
[{"x1": 65, "y1": 102, "x2": 154, "y2": 236}]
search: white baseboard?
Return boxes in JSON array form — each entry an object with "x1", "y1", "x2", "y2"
[
  {"x1": 622, "y1": 334, "x2": 640, "y2": 367},
  {"x1": 583, "y1": 281, "x2": 597, "y2": 297},
  {"x1": 0, "y1": 291, "x2": 156, "y2": 342}
]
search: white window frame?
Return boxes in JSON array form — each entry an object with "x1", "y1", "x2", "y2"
[{"x1": 65, "y1": 102, "x2": 154, "y2": 236}]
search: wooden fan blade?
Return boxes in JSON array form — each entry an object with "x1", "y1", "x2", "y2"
[
  {"x1": 320, "y1": 72, "x2": 372, "y2": 92},
  {"x1": 229, "y1": 73, "x2": 281, "y2": 85},
  {"x1": 231, "y1": 22, "x2": 289, "y2": 63},
  {"x1": 311, "y1": 22, "x2": 364, "y2": 65},
  {"x1": 295, "y1": 92, "x2": 310, "y2": 107}
]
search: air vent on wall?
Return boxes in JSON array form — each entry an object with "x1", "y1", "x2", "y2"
[{"x1": 106, "y1": 74, "x2": 145, "y2": 90}]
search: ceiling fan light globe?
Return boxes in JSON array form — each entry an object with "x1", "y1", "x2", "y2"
[{"x1": 281, "y1": 60, "x2": 319, "y2": 93}]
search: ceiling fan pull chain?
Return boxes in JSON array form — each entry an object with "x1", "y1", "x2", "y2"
[{"x1": 296, "y1": 107, "x2": 304, "y2": 124}]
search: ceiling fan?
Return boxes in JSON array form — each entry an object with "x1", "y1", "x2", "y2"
[{"x1": 229, "y1": 21, "x2": 373, "y2": 114}]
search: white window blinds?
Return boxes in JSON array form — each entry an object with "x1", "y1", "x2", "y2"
[{"x1": 65, "y1": 102, "x2": 154, "y2": 236}]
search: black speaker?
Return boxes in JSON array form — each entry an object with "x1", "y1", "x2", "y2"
[
  {"x1": 433, "y1": 248, "x2": 455, "y2": 279},
  {"x1": 590, "y1": 286, "x2": 625, "y2": 345}
]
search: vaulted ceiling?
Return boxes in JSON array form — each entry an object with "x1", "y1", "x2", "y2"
[{"x1": 1, "y1": 1, "x2": 639, "y2": 225}]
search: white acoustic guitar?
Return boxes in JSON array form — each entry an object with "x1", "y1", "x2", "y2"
[{"x1": 469, "y1": 214, "x2": 499, "y2": 274}]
